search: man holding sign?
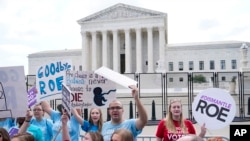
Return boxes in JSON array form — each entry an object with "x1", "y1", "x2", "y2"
[{"x1": 101, "y1": 85, "x2": 148, "y2": 141}]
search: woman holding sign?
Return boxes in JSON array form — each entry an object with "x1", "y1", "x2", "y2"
[
  {"x1": 155, "y1": 99, "x2": 206, "y2": 141},
  {"x1": 72, "y1": 108, "x2": 103, "y2": 132}
]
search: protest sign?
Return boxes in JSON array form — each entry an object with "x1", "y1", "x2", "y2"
[
  {"x1": 192, "y1": 88, "x2": 236, "y2": 130},
  {"x1": 65, "y1": 70, "x2": 116, "y2": 108},
  {"x1": 36, "y1": 60, "x2": 72, "y2": 101},
  {"x1": 62, "y1": 84, "x2": 71, "y2": 117},
  {"x1": 95, "y1": 66, "x2": 137, "y2": 88},
  {"x1": 27, "y1": 86, "x2": 37, "y2": 107},
  {"x1": 0, "y1": 66, "x2": 27, "y2": 118}
]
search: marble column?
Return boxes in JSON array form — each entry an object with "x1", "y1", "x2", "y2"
[
  {"x1": 157, "y1": 26, "x2": 166, "y2": 72},
  {"x1": 136, "y1": 28, "x2": 142, "y2": 73},
  {"x1": 81, "y1": 31, "x2": 89, "y2": 71},
  {"x1": 91, "y1": 31, "x2": 97, "y2": 71},
  {"x1": 125, "y1": 29, "x2": 131, "y2": 73},
  {"x1": 102, "y1": 30, "x2": 108, "y2": 67},
  {"x1": 113, "y1": 30, "x2": 120, "y2": 72},
  {"x1": 147, "y1": 27, "x2": 154, "y2": 73}
]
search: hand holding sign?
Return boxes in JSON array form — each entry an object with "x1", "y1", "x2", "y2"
[{"x1": 192, "y1": 88, "x2": 236, "y2": 130}]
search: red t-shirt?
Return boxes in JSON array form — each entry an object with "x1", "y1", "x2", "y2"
[{"x1": 155, "y1": 119, "x2": 196, "y2": 141}]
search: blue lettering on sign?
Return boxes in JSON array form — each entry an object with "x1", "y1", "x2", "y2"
[
  {"x1": 37, "y1": 61, "x2": 71, "y2": 79},
  {"x1": 39, "y1": 76, "x2": 63, "y2": 95},
  {"x1": 37, "y1": 61, "x2": 71, "y2": 95}
]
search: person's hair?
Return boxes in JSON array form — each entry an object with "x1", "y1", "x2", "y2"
[
  {"x1": 165, "y1": 99, "x2": 187, "y2": 133},
  {"x1": 11, "y1": 133, "x2": 35, "y2": 141},
  {"x1": 0, "y1": 127, "x2": 11, "y2": 141},
  {"x1": 57, "y1": 104, "x2": 64, "y2": 114},
  {"x1": 88, "y1": 108, "x2": 103, "y2": 132},
  {"x1": 16, "y1": 117, "x2": 26, "y2": 128},
  {"x1": 108, "y1": 100, "x2": 123, "y2": 108},
  {"x1": 111, "y1": 128, "x2": 134, "y2": 141},
  {"x1": 86, "y1": 132, "x2": 103, "y2": 141}
]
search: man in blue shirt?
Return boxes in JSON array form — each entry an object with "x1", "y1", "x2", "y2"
[{"x1": 101, "y1": 85, "x2": 148, "y2": 141}]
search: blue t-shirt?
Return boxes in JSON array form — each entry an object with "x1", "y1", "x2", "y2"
[
  {"x1": 81, "y1": 120, "x2": 98, "y2": 132},
  {"x1": 50, "y1": 110, "x2": 80, "y2": 141},
  {"x1": 11, "y1": 124, "x2": 43, "y2": 141},
  {"x1": 27, "y1": 124, "x2": 43, "y2": 141},
  {"x1": 101, "y1": 119, "x2": 142, "y2": 141},
  {"x1": 0, "y1": 118, "x2": 14, "y2": 131},
  {"x1": 30, "y1": 118, "x2": 53, "y2": 141}
]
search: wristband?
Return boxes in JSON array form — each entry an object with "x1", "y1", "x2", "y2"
[{"x1": 25, "y1": 120, "x2": 30, "y2": 122}]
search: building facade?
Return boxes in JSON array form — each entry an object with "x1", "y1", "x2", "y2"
[{"x1": 27, "y1": 3, "x2": 250, "y2": 120}]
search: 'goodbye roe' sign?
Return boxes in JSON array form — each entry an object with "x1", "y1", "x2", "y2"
[
  {"x1": 192, "y1": 88, "x2": 236, "y2": 130},
  {"x1": 36, "y1": 60, "x2": 71, "y2": 101}
]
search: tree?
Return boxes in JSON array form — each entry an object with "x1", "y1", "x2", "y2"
[{"x1": 193, "y1": 74, "x2": 206, "y2": 83}]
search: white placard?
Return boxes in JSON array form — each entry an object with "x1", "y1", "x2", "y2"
[
  {"x1": 192, "y1": 88, "x2": 236, "y2": 130},
  {"x1": 95, "y1": 66, "x2": 137, "y2": 88}
]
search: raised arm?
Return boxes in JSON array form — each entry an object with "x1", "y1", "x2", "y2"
[
  {"x1": 130, "y1": 85, "x2": 148, "y2": 130},
  {"x1": 40, "y1": 100, "x2": 53, "y2": 116},
  {"x1": 62, "y1": 110, "x2": 71, "y2": 141},
  {"x1": 199, "y1": 123, "x2": 206, "y2": 138},
  {"x1": 18, "y1": 110, "x2": 32, "y2": 134},
  {"x1": 71, "y1": 108, "x2": 84, "y2": 126}
]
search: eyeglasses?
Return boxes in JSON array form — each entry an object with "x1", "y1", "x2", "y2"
[
  {"x1": 33, "y1": 109, "x2": 43, "y2": 112},
  {"x1": 109, "y1": 106, "x2": 123, "y2": 110}
]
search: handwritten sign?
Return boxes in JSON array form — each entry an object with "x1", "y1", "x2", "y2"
[
  {"x1": 8, "y1": 127, "x2": 19, "y2": 138},
  {"x1": 27, "y1": 86, "x2": 37, "y2": 107},
  {"x1": 65, "y1": 70, "x2": 116, "y2": 108},
  {"x1": 192, "y1": 88, "x2": 236, "y2": 130},
  {"x1": 36, "y1": 60, "x2": 72, "y2": 101},
  {"x1": 62, "y1": 84, "x2": 71, "y2": 117},
  {"x1": 0, "y1": 66, "x2": 27, "y2": 118}
]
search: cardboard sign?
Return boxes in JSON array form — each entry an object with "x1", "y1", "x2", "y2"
[
  {"x1": 36, "y1": 60, "x2": 72, "y2": 101},
  {"x1": 192, "y1": 88, "x2": 236, "y2": 130},
  {"x1": 0, "y1": 66, "x2": 27, "y2": 118},
  {"x1": 65, "y1": 70, "x2": 116, "y2": 108},
  {"x1": 62, "y1": 84, "x2": 71, "y2": 117},
  {"x1": 95, "y1": 66, "x2": 137, "y2": 88},
  {"x1": 8, "y1": 127, "x2": 19, "y2": 138},
  {"x1": 27, "y1": 86, "x2": 37, "y2": 107}
]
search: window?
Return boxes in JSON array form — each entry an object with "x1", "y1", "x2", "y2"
[
  {"x1": 232, "y1": 60, "x2": 237, "y2": 69},
  {"x1": 73, "y1": 66, "x2": 75, "y2": 70},
  {"x1": 210, "y1": 60, "x2": 215, "y2": 70},
  {"x1": 79, "y1": 65, "x2": 82, "y2": 71},
  {"x1": 199, "y1": 61, "x2": 204, "y2": 70},
  {"x1": 169, "y1": 62, "x2": 173, "y2": 71},
  {"x1": 189, "y1": 61, "x2": 193, "y2": 70},
  {"x1": 169, "y1": 78, "x2": 173, "y2": 82},
  {"x1": 221, "y1": 60, "x2": 226, "y2": 70},
  {"x1": 179, "y1": 77, "x2": 183, "y2": 82},
  {"x1": 179, "y1": 62, "x2": 183, "y2": 71},
  {"x1": 221, "y1": 76, "x2": 226, "y2": 81}
]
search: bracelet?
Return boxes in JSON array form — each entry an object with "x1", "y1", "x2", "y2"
[{"x1": 25, "y1": 120, "x2": 30, "y2": 122}]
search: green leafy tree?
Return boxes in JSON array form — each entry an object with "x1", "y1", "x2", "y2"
[{"x1": 193, "y1": 74, "x2": 206, "y2": 83}]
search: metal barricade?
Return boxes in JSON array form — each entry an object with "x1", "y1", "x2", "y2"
[{"x1": 137, "y1": 135, "x2": 230, "y2": 141}]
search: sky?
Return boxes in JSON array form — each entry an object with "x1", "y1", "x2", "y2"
[{"x1": 0, "y1": 0, "x2": 250, "y2": 75}]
